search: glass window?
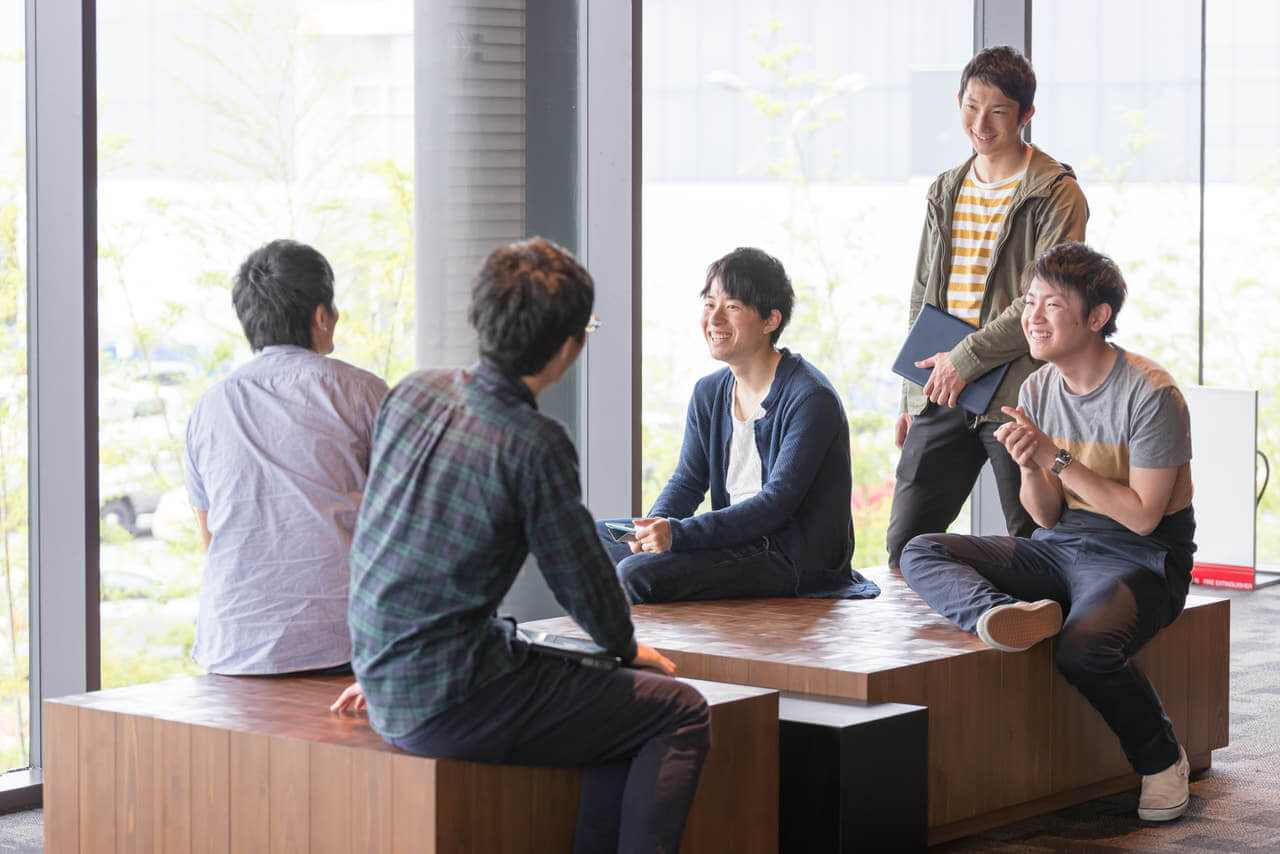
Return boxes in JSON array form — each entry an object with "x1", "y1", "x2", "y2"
[
  {"x1": 1032, "y1": 0, "x2": 1202, "y2": 381},
  {"x1": 1204, "y1": 0, "x2": 1280, "y2": 564},
  {"x1": 0, "y1": 1, "x2": 30, "y2": 773},
  {"x1": 96, "y1": 0, "x2": 414, "y2": 687},
  {"x1": 642, "y1": 1, "x2": 973, "y2": 567}
]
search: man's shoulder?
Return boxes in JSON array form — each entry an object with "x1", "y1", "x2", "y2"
[
  {"x1": 1024, "y1": 146, "x2": 1082, "y2": 195},
  {"x1": 322, "y1": 356, "x2": 390, "y2": 395},
  {"x1": 1115, "y1": 349, "x2": 1179, "y2": 394},
  {"x1": 775, "y1": 352, "x2": 838, "y2": 397},
  {"x1": 772, "y1": 353, "x2": 845, "y2": 424}
]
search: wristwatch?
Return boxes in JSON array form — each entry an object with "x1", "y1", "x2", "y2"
[{"x1": 1050, "y1": 448, "x2": 1074, "y2": 475}]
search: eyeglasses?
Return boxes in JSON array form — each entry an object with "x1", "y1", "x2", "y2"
[{"x1": 585, "y1": 314, "x2": 602, "y2": 334}]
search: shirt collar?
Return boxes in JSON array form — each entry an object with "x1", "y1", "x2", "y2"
[
  {"x1": 473, "y1": 361, "x2": 538, "y2": 410},
  {"x1": 258, "y1": 344, "x2": 314, "y2": 357}
]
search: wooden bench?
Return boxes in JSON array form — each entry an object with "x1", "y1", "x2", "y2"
[
  {"x1": 527, "y1": 565, "x2": 1230, "y2": 845},
  {"x1": 43, "y1": 674, "x2": 779, "y2": 853}
]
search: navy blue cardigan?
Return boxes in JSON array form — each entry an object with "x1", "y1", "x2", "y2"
[{"x1": 650, "y1": 350, "x2": 874, "y2": 596}]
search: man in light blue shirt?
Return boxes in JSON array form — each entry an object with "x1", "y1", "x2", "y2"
[{"x1": 184, "y1": 239, "x2": 388, "y2": 675}]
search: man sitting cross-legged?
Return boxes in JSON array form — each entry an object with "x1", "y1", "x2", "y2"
[
  {"x1": 334, "y1": 237, "x2": 709, "y2": 854},
  {"x1": 599, "y1": 247, "x2": 877, "y2": 604},
  {"x1": 900, "y1": 242, "x2": 1196, "y2": 822}
]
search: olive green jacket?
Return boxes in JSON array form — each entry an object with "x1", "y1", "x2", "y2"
[{"x1": 902, "y1": 145, "x2": 1089, "y2": 423}]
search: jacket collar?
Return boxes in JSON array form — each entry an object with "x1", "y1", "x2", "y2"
[{"x1": 932, "y1": 145, "x2": 1078, "y2": 205}]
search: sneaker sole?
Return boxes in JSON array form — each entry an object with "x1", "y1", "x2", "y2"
[
  {"x1": 1138, "y1": 797, "x2": 1189, "y2": 821},
  {"x1": 977, "y1": 601, "x2": 1063, "y2": 652}
]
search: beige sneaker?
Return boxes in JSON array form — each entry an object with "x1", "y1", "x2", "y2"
[
  {"x1": 975, "y1": 599, "x2": 1063, "y2": 652},
  {"x1": 1138, "y1": 745, "x2": 1190, "y2": 821}
]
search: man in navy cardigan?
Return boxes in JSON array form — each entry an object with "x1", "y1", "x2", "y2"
[{"x1": 599, "y1": 247, "x2": 878, "y2": 603}]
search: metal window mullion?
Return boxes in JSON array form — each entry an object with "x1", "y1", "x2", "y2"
[
  {"x1": 970, "y1": 0, "x2": 1030, "y2": 537},
  {"x1": 25, "y1": 0, "x2": 99, "y2": 775},
  {"x1": 580, "y1": 0, "x2": 639, "y2": 518}
]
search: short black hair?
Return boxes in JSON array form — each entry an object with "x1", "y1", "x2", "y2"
[
  {"x1": 468, "y1": 237, "x2": 594, "y2": 377},
  {"x1": 959, "y1": 45, "x2": 1036, "y2": 120},
  {"x1": 1021, "y1": 242, "x2": 1127, "y2": 338},
  {"x1": 232, "y1": 239, "x2": 335, "y2": 352},
  {"x1": 701, "y1": 247, "x2": 795, "y2": 345}
]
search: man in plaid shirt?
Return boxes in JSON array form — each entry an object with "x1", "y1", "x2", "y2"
[{"x1": 333, "y1": 237, "x2": 710, "y2": 853}]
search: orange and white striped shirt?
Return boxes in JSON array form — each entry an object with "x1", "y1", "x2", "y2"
[{"x1": 947, "y1": 166, "x2": 1024, "y2": 325}]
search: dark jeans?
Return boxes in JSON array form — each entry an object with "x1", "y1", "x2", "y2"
[
  {"x1": 886, "y1": 403, "x2": 1034, "y2": 568},
  {"x1": 900, "y1": 529, "x2": 1186, "y2": 775},
  {"x1": 389, "y1": 654, "x2": 710, "y2": 854},
  {"x1": 597, "y1": 520, "x2": 797, "y2": 604}
]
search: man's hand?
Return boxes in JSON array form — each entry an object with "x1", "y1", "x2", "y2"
[
  {"x1": 630, "y1": 643, "x2": 676, "y2": 675},
  {"x1": 632, "y1": 518, "x2": 671, "y2": 554},
  {"x1": 894, "y1": 413, "x2": 913, "y2": 450},
  {"x1": 329, "y1": 681, "x2": 366, "y2": 713},
  {"x1": 917, "y1": 351, "x2": 967, "y2": 408},
  {"x1": 996, "y1": 406, "x2": 1057, "y2": 471}
]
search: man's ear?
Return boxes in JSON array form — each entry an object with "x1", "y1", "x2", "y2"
[
  {"x1": 1019, "y1": 103, "x2": 1036, "y2": 130},
  {"x1": 1087, "y1": 302, "x2": 1112, "y2": 334},
  {"x1": 763, "y1": 309, "x2": 782, "y2": 336},
  {"x1": 552, "y1": 334, "x2": 584, "y2": 373}
]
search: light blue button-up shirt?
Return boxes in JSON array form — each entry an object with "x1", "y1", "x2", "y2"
[{"x1": 184, "y1": 345, "x2": 388, "y2": 674}]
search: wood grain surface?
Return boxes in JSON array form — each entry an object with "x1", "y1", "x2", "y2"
[
  {"x1": 44, "y1": 674, "x2": 777, "y2": 853},
  {"x1": 527, "y1": 564, "x2": 1231, "y2": 840}
]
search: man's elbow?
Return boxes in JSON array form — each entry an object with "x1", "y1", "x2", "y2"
[{"x1": 1130, "y1": 510, "x2": 1164, "y2": 537}]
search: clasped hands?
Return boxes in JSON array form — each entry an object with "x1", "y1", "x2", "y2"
[
  {"x1": 628, "y1": 517, "x2": 671, "y2": 554},
  {"x1": 995, "y1": 405, "x2": 1058, "y2": 471}
]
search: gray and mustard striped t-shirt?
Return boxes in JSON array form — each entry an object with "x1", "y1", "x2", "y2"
[{"x1": 1019, "y1": 348, "x2": 1193, "y2": 519}]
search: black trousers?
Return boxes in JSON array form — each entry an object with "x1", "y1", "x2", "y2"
[
  {"x1": 886, "y1": 403, "x2": 1034, "y2": 568},
  {"x1": 388, "y1": 655, "x2": 711, "y2": 854}
]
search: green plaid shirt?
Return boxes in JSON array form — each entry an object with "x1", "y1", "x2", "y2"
[{"x1": 349, "y1": 364, "x2": 637, "y2": 738}]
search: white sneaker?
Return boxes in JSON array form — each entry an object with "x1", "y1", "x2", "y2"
[
  {"x1": 1138, "y1": 745, "x2": 1190, "y2": 821},
  {"x1": 975, "y1": 599, "x2": 1063, "y2": 652}
]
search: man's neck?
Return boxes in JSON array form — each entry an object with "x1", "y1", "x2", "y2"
[
  {"x1": 730, "y1": 348, "x2": 783, "y2": 419},
  {"x1": 973, "y1": 141, "x2": 1030, "y2": 184},
  {"x1": 1054, "y1": 340, "x2": 1119, "y2": 396}
]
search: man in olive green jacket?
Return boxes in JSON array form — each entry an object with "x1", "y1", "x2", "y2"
[{"x1": 887, "y1": 45, "x2": 1088, "y2": 569}]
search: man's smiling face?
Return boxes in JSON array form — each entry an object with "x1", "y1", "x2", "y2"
[
  {"x1": 701, "y1": 277, "x2": 777, "y2": 365},
  {"x1": 959, "y1": 79, "x2": 1029, "y2": 161}
]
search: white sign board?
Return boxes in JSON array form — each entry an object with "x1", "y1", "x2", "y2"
[{"x1": 1183, "y1": 385, "x2": 1257, "y2": 575}]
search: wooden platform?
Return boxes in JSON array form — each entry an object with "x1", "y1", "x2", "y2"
[
  {"x1": 527, "y1": 565, "x2": 1231, "y2": 844},
  {"x1": 44, "y1": 674, "x2": 778, "y2": 853}
]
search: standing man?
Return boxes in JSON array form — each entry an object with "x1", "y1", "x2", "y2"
[
  {"x1": 901, "y1": 243, "x2": 1196, "y2": 821},
  {"x1": 184, "y1": 239, "x2": 388, "y2": 676},
  {"x1": 887, "y1": 45, "x2": 1088, "y2": 568},
  {"x1": 341, "y1": 237, "x2": 709, "y2": 854},
  {"x1": 600, "y1": 247, "x2": 877, "y2": 604}
]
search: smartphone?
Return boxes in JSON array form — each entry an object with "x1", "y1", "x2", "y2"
[{"x1": 605, "y1": 521, "x2": 638, "y2": 543}]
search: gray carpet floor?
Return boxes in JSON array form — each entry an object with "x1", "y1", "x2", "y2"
[{"x1": 2, "y1": 581, "x2": 1276, "y2": 852}]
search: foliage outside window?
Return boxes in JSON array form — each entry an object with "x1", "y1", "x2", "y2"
[{"x1": 95, "y1": 0, "x2": 414, "y2": 692}]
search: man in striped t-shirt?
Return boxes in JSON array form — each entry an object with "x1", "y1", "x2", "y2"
[
  {"x1": 948, "y1": 169, "x2": 1024, "y2": 324},
  {"x1": 887, "y1": 45, "x2": 1088, "y2": 569}
]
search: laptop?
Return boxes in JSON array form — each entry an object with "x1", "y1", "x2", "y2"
[
  {"x1": 517, "y1": 627, "x2": 623, "y2": 671},
  {"x1": 892, "y1": 303, "x2": 1012, "y2": 416}
]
